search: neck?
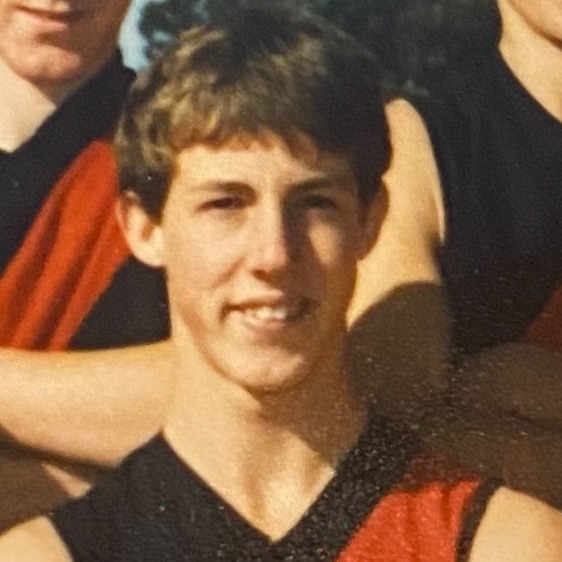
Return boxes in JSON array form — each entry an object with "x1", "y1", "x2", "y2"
[
  {"x1": 0, "y1": 57, "x2": 101, "y2": 152},
  {"x1": 164, "y1": 342, "x2": 366, "y2": 540},
  {"x1": 499, "y1": 9, "x2": 562, "y2": 122}
]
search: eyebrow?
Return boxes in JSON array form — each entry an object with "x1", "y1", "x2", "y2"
[
  {"x1": 291, "y1": 176, "x2": 356, "y2": 194},
  {"x1": 188, "y1": 181, "x2": 253, "y2": 194},
  {"x1": 187, "y1": 175, "x2": 356, "y2": 195}
]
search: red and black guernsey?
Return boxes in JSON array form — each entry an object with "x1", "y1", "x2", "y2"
[
  {"x1": 408, "y1": 52, "x2": 562, "y2": 355},
  {"x1": 51, "y1": 416, "x2": 499, "y2": 561},
  {"x1": 0, "y1": 55, "x2": 168, "y2": 350}
]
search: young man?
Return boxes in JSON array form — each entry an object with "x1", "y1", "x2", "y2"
[
  {"x1": 0, "y1": 0, "x2": 560, "y2": 526},
  {"x1": 1, "y1": 10, "x2": 560, "y2": 561}
]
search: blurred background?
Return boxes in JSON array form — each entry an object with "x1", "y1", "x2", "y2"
[{"x1": 119, "y1": 0, "x2": 501, "y2": 95}]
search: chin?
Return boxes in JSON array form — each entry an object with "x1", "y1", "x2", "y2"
[
  {"x1": 223, "y1": 354, "x2": 314, "y2": 398},
  {"x1": 34, "y1": 55, "x2": 96, "y2": 84},
  {"x1": 5, "y1": 45, "x2": 105, "y2": 92}
]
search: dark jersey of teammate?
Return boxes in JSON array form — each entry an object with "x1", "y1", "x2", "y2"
[
  {"x1": 409, "y1": 52, "x2": 562, "y2": 355},
  {"x1": 0, "y1": 55, "x2": 169, "y2": 349},
  {"x1": 51, "y1": 416, "x2": 497, "y2": 561}
]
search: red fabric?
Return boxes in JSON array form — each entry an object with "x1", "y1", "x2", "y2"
[
  {"x1": 337, "y1": 453, "x2": 482, "y2": 562},
  {"x1": 524, "y1": 282, "x2": 562, "y2": 352},
  {"x1": 0, "y1": 140, "x2": 129, "y2": 350}
]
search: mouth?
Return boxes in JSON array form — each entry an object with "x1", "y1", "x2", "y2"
[
  {"x1": 228, "y1": 298, "x2": 315, "y2": 332},
  {"x1": 17, "y1": 5, "x2": 85, "y2": 24}
]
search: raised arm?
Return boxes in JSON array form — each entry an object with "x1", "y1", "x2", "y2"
[
  {"x1": 349, "y1": 99, "x2": 562, "y2": 508},
  {"x1": 0, "y1": 341, "x2": 173, "y2": 467},
  {"x1": 347, "y1": 98, "x2": 448, "y2": 416}
]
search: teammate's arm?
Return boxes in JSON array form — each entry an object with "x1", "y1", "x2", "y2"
[
  {"x1": 350, "y1": 99, "x2": 562, "y2": 509},
  {"x1": 347, "y1": 99, "x2": 449, "y2": 417},
  {"x1": 0, "y1": 342, "x2": 172, "y2": 467},
  {"x1": 468, "y1": 487, "x2": 562, "y2": 562},
  {"x1": 0, "y1": 517, "x2": 72, "y2": 562}
]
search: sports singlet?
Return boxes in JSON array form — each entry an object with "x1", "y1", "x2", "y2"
[
  {"x1": 0, "y1": 55, "x2": 168, "y2": 349},
  {"x1": 51, "y1": 416, "x2": 497, "y2": 561},
  {"x1": 408, "y1": 52, "x2": 562, "y2": 354}
]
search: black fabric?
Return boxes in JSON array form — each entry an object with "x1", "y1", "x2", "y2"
[
  {"x1": 70, "y1": 258, "x2": 169, "y2": 349},
  {"x1": 51, "y1": 416, "x2": 422, "y2": 562},
  {"x1": 0, "y1": 54, "x2": 169, "y2": 348},
  {"x1": 0, "y1": 55, "x2": 134, "y2": 273},
  {"x1": 456, "y1": 477, "x2": 502, "y2": 562},
  {"x1": 408, "y1": 53, "x2": 562, "y2": 354}
]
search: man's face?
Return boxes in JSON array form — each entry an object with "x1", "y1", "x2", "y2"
[
  {"x1": 132, "y1": 134, "x2": 375, "y2": 395},
  {"x1": 0, "y1": 0, "x2": 131, "y2": 90}
]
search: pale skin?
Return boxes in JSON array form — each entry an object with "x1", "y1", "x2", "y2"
[
  {"x1": 1, "y1": 0, "x2": 562, "y2": 527},
  {"x1": 0, "y1": 0, "x2": 131, "y2": 150},
  {"x1": 1, "y1": 136, "x2": 561, "y2": 561}
]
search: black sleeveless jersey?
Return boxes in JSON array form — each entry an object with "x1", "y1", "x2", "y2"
[
  {"x1": 0, "y1": 55, "x2": 168, "y2": 349},
  {"x1": 50, "y1": 417, "x2": 495, "y2": 562},
  {"x1": 409, "y1": 53, "x2": 562, "y2": 354}
]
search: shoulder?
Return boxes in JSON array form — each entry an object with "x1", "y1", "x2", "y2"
[
  {"x1": 384, "y1": 98, "x2": 437, "y2": 168},
  {"x1": 469, "y1": 487, "x2": 562, "y2": 562},
  {"x1": 0, "y1": 517, "x2": 72, "y2": 562},
  {"x1": 383, "y1": 98, "x2": 445, "y2": 246},
  {"x1": 348, "y1": 98, "x2": 445, "y2": 324},
  {"x1": 343, "y1": 448, "x2": 497, "y2": 562},
  {"x1": 50, "y1": 437, "x2": 177, "y2": 560}
]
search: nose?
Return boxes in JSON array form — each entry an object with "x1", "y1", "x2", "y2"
[{"x1": 245, "y1": 204, "x2": 295, "y2": 278}]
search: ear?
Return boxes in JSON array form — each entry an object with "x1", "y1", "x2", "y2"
[
  {"x1": 116, "y1": 192, "x2": 165, "y2": 268},
  {"x1": 357, "y1": 181, "x2": 389, "y2": 260}
]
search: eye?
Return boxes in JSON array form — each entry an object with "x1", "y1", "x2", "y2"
[
  {"x1": 202, "y1": 196, "x2": 245, "y2": 211},
  {"x1": 301, "y1": 194, "x2": 338, "y2": 211}
]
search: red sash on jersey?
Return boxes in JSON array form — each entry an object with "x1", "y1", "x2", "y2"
[
  {"x1": 337, "y1": 453, "x2": 483, "y2": 562},
  {"x1": 524, "y1": 283, "x2": 562, "y2": 352},
  {"x1": 0, "y1": 140, "x2": 129, "y2": 350}
]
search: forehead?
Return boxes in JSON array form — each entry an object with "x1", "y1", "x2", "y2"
[
  {"x1": 171, "y1": 134, "x2": 357, "y2": 192},
  {"x1": 0, "y1": 0, "x2": 131, "y2": 14}
]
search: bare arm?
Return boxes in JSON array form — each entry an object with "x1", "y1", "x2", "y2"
[
  {"x1": 451, "y1": 342, "x2": 562, "y2": 428},
  {"x1": 0, "y1": 342, "x2": 173, "y2": 530},
  {"x1": 0, "y1": 341, "x2": 173, "y2": 467},
  {"x1": 469, "y1": 487, "x2": 562, "y2": 562},
  {"x1": 0, "y1": 517, "x2": 72, "y2": 562},
  {"x1": 348, "y1": 99, "x2": 562, "y2": 508},
  {"x1": 347, "y1": 99, "x2": 449, "y2": 417}
]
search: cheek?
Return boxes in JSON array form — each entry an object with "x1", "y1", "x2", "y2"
[
  {"x1": 307, "y1": 224, "x2": 361, "y2": 300},
  {"x1": 164, "y1": 247, "x2": 215, "y2": 337},
  {"x1": 162, "y1": 219, "x2": 239, "y2": 307},
  {"x1": 307, "y1": 221, "x2": 365, "y2": 266}
]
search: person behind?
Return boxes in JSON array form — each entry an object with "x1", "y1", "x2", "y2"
[
  {"x1": 347, "y1": 0, "x2": 562, "y2": 501},
  {"x1": 1, "y1": 10, "x2": 561, "y2": 561},
  {"x1": 0, "y1": 0, "x2": 169, "y2": 349},
  {"x1": 0, "y1": 0, "x2": 169, "y2": 527}
]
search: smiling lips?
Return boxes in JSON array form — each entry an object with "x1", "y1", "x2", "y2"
[
  {"x1": 17, "y1": 4, "x2": 85, "y2": 24},
  {"x1": 229, "y1": 299, "x2": 314, "y2": 331}
]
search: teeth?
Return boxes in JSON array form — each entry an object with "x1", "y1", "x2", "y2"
[{"x1": 245, "y1": 306, "x2": 292, "y2": 321}]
